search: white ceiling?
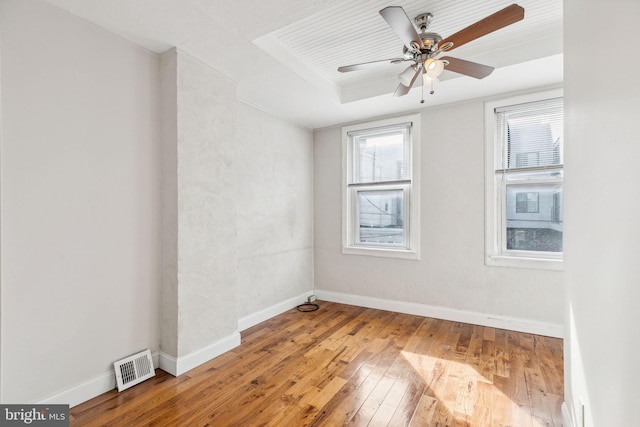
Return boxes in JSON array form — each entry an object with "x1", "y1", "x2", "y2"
[{"x1": 44, "y1": 0, "x2": 563, "y2": 129}]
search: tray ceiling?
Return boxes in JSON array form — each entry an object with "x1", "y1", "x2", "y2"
[{"x1": 44, "y1": 0, "x2": 563, "y2": 128}]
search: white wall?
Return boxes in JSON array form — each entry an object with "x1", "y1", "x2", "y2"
[
  {"x1": 0, "y1": 0, "x2": 161, "y2": 403},
  {"x1": 175, "y1": 51, "x2": 239, "y2": 357},
  {"x1": 159, "y1": 49, "x2": 179, "y2": 360},
  {"x1": 235, "y1": 103, "x2": 313, "y2": 319},
  {"x1": 158, "y1": 49, "x2": 314, "y2": 369},
  {"x1": 0, "y1": 0, "x2": 314, "y2": 403},
  {"x1": 314, "y1": 99, "x2": 563, "y2": 333},
  {"x1": 564, "y1": 0, "x2": 640, "y2": 425}
]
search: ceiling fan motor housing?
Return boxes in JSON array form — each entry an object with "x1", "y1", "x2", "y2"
[
  {"x1": 419, "y1": 32, "x2": 442, "y2": 51},
  {"x1": 413, "y1": 12, "x2": 442, "y2": 52},
  {"x1": 403, "y1": 31, "x2": 442, "y2": 58}
]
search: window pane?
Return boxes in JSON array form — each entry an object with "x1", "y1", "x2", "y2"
[
  {"x1": 507, "y1": 121, "x2": 561, "y2": 168},
  {"x1": 506, "y1": 183, "x2": 563, "y2": 252},
  {"x1": 357, "y1": 190, "x2": 405, "y2": 246},
  {"x1": 354, "y1": 130, "x2": 409, "y2": 183},
  {"x1": 495, "y1": 97, "x2": 563, "y2": 171}
]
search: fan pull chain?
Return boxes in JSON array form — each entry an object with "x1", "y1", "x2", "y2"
[{"x1": 421, "y1": 78, "x2": 436, "y2": 104}]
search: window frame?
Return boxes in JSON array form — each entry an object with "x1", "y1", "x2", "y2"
[
  {"x1": 485, "y1": 89, "x2": 563, "y2": 270},
  {"x1": 342, "y1": 114, "x2": 420, "y2": 260}
]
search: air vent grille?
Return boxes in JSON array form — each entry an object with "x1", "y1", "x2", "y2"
[{"x1": 114, "y1": 349, "x2": 155, "y2": 392}]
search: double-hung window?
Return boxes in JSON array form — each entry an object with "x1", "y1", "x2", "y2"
[
  {"x1": 342, "y1": 114, "x2": 420, "y2": 260},
  {"x1": 485, "y1": 90, "x2": 563, "y2": 269}
]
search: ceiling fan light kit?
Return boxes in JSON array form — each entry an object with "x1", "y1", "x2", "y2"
[
  {"x1": 398, "y1": 65, "x2": 419, "y2": 86},
  {"x1": 338, "y1": 3, "x2": 525, "y2": 100},
  {"x1": 424, "y1": 58, "x2": 445, "y2": 78}
]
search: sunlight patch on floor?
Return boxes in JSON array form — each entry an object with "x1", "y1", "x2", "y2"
[{"x1": 400, "y1": 350, "x2": 546, "y2": 425}]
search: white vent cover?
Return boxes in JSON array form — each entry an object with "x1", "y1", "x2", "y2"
[{"x1": 114, "y1": 349, "x2": 155, "y2": 392}]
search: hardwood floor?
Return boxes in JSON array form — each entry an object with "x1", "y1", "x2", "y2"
[{"x1": 70, "y1": 301, "x2": 564, "y2": 426}]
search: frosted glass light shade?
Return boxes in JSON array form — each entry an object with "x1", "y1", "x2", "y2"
[
  {"x1": 398, "y1": 65, "x2": 417, "y2": 86},
  {"x1": 424, "y1": 58, "x2": 445, "y2": 78},
  {"x1": 422, "y1": 74, "x2": 439, "y2": 85}
]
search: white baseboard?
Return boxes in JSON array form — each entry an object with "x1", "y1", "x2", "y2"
[
  {"x1": 315, "y1": 289, "x2": 564, "y2": 338},
  {"x1": 237, "y1": 290, "x2": 314, "y2": 332},
  {"x1": 158, "y1": 332, "x2": 241, "y2": 377},
  {"x1": 38, "y1": 332, "x2": 242, "y2": 408},
  {"x1": 36, "y1": 289, "x2": 560, "y2": 409},
  {"x1": 34, "y1": 290, "x2": 312, "y2": 409},
  {"x1": 158, "y1": 291, "x2": 314, "y2": 376},
  {"x1": 37, "y1": 352, "x2": 161, "y2": 408},
  {"x1": 562, "y1": 402, "x2": 575, "y2": 427}
]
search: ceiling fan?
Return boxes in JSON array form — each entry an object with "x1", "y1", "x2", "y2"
[{"x1": 337, "y1": 3, "x2": 525, "y2": 98}]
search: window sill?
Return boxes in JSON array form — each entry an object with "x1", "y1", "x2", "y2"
[
  {"x1": 486, "y1": 254, "x2": 563, "y2": 271},
  {"x1": 342, "y1": 245, "x2": 420, "y2": 261}
]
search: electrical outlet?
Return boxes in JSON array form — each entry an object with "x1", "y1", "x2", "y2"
[{"x1": 307, "y1": 295, "x2": 316, "y2": 303}]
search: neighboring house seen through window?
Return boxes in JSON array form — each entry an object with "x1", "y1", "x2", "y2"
[{"x1": 515, "y1": 192, "x2": 539, "y2": 214}]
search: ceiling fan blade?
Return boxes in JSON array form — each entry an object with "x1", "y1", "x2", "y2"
[
  {"x1": 440, "y1": 4, "x2": 524, "y2": 51},
  {"x1": 338, "y1": 58, "x2": 406, "y2": 72},
  {"x1": 380, "y1": 6, "x2": 423, "y2": 52},
  {"x1": 394, "y1": 65, "x2": 422, "y2": 97},
  {"x1": 394, "y1": 83, "x2": 410, "y2": 97},
  {"x1": 441, "y1": 56, "x2": 494, "y2": 79}
]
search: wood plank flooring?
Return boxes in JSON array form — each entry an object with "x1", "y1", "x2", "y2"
[{"x1": 70, "y1": 301, "x2": 564, "y2": 426}]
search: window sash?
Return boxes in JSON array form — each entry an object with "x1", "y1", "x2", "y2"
[
  {"x1": 350, "y1": 124, "x2": 411, "y2": 185},
  {"x1": 495, "y1": 97, "x2": 564, "y2": 173},
  {"x1": 353, "y1": 186, "x2": 409, "y2": 248},
  {"x1": 496, "y1": 170, "x2": 563, "y2": 256}
]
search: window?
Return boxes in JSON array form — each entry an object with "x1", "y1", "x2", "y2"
[
  {"x1": 342, "y1": 114, "x2": 420, "y2": 259},
  {"x1": 515, "y1": 192, "x2": 539, "y2": 213},
  {"x1": 485, "y1": 90, "x2": 563, "y2": 269}
]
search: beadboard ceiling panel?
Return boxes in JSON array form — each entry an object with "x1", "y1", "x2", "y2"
[
  {"x1": 44, "y1": 0, "x2": 563, "y2": 129},
  {"x1": 260, "y1": 0, "x2": 562, "y2": 88}
]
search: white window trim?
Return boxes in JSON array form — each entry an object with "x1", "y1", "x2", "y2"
[
  {"x1": 342, "y1": 114, "x2": 421, "y2": 260},
  {"x1": 485, "y1": 89, "x2": 563, "y2": 271}
]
